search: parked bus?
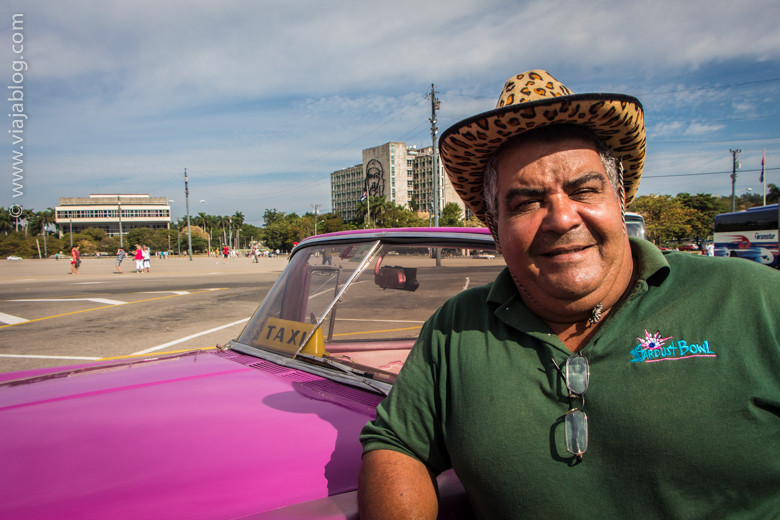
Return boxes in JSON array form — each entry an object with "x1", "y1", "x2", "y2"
[
  {"x1": 625, "y1": 212, "x2": 647, "y2": 240},
  {"x1": 713, "y1": 204, "x2": 779, "y2": 268}
]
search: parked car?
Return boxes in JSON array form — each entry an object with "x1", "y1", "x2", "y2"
[{"x1": 0, "y1": 227, "x2": 503, "y2": 519}]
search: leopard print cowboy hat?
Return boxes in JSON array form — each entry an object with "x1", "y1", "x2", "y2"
[{"x1": 439, "y1": 70, "x2": 645, "y2": 223}]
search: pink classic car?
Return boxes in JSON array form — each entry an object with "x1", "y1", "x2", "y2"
[{"x1": 0, "y1": 228, "x2": 503, "y2": 519}]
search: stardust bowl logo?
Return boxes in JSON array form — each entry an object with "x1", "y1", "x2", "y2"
[{"x1": 629, "y1": 330, "x2": 717, "y2": 363}]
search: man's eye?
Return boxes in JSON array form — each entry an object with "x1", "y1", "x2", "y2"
[
  {"x1": 509, "y1": 199, "x2": 539, "y2": 212},
  {"x1": 572, "y1": 187, "x2": 600, "y2": 198}
]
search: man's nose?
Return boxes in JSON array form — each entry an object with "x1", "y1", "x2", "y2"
[{"x1": 540, "y1": 196, "x2": 582, "y2": 234}]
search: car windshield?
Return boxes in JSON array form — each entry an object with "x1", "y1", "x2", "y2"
[{"x1": 233, "y1": 233, "x2": 503, "y2": 394}]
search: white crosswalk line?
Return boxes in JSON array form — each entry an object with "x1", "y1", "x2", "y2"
[{"x1": 0, "y1": 312, "x2": 28, "y2": 325}]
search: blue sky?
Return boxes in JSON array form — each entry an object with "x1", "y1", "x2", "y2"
[{"x1": 2, "y1": 0, "x2": 779, "y2": 225}]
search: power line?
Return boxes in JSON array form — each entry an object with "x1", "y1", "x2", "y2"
[
  {"x1": 652, "y1": 136, "x2": 780, "y2": 144},
  {"x1": 643, "y1": 166, "x2": 779, "y2": 179},
  {"x1": 636, "y1": 76, "x2": 780, "y2": 96}
]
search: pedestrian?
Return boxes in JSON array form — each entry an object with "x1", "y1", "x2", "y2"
[
  {"x1": 115, "y1": 247, "x2": 126, "y2": 274},
  {"x1": 223, "y1": 245, "x2": 230, "y2": 263},
  {"x1": 251, "y1": 245, "x2": 259, "y2": 263},
  {"x1": 133, "y1": 245, "x2": 143, "y2": 273},
  {"x1": 359, "y1": 70, "x2": 780, "y2": 518},
  {"x1": 142, "y1": 245, "x2": 151, "y2": 272},
  {"x1": 70, "y1": 245, "x2": 80, "y2": 275}
]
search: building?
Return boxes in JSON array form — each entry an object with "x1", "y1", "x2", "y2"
[
  {"x1": 55, "y1": 194, "x2": 171, "y2": 238},
  {"x1": 330, "y1": 142, "x2": 465, "y2": 222}
]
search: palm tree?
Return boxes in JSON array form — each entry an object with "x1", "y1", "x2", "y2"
[
  {"x1": 192, "y1": 212, "x2": 207, "y2": 229},
  {"x1": 231, "y1": 211, "x2": 245, "y2": 248},
  {"x1": 36, "y1": 208, "x2": 56, "y2": 257},
  {"x1": 0, "y1": 208, "x2": 12, "y2": 235}
]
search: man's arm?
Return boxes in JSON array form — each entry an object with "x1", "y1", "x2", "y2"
[{"x1": 358, "y1": 449, "x2": 438, "y2": 519}]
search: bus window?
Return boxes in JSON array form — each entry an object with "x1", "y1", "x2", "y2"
[{"x1": 713, "y1": 204, "x2": 779, "y2": 268}]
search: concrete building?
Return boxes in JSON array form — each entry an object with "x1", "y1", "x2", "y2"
[
  {"x1": 55, "y1": 194, "x2": 171, "y2": 238},
  {"x1": 330, "y1": 142, "x2": 465, "y2": 222}
]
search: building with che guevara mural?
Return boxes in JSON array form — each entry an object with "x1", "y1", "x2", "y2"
[{"x1": 330, "y1": 142, "x2": 465, "y2": 222}]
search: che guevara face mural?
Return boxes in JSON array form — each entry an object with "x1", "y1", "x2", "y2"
[{"x1": 365, "y1": 159, "x2": 384, "y2": 198}]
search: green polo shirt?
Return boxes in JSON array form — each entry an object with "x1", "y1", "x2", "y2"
[{"x1": 361, "y1": 238, "x2": 780, "y2": 519}]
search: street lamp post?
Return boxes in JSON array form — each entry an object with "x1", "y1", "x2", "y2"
[
  {"x1": 117, "y1": 196, "x2": 124, "y2": 248},
  {"x1": 184, "y1": 169, "x2": 193, "y2": 261},
  {"x1": 730, "y1": 149, "x2": 742, "y2": 213}
]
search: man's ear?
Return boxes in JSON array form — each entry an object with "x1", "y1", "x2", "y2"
[{"x1": 484, "y1": 211, "x2": 502, "y2": 254}]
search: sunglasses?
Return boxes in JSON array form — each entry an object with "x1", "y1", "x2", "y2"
[{"x1": 552, "y1": 354, "x2": 589, "y2": 461}]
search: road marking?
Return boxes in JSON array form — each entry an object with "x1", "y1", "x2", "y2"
[
  {"x1": 0, "y1": 312, "x2": 28, "y2": 325},
  {"x1": 72, "y1": 282, "x2": 106, "y2": 285},
  {"x1": 132, "y1": 318, "x2": 250, "y2": 355},
  {"x1": 11, "y1": 298, "x2": 127, "y2": 306},
  {"x1": 0, "y1": 354, "x2": 101, "y2": 360},
  {"x1": 336, "y1": 318, "x2": 426, "y2": 323},
  {"x1": 0, "y1": 288, "x2": 228, "y2": 330},
  {"x1": 333, "y1": 326, "x2": 422, "y2": 338},
  {"x1": 142, "y1": 291, "x2": 191, "y2": 295}
]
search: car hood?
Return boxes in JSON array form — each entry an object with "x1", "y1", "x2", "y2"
[{"x1": 0, "y1": 349, "x2": 383, "y2": 519}]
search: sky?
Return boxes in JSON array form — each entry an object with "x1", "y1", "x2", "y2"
[{"x1": 2, "y1": 0, "x2": 779, "y2": 225}]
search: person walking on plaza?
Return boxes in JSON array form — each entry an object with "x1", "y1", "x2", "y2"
[
  {"x1": 142, "y1": 245, "x2": 151, "y2": 273},
  {"x1": 69, "y1": 245, "x2": 80, "y2": 275},
  {"x1": 223, "y1": 245, "x2": 230, "y2": 264},
  {"x1": 133, "y1": 245, "x2": 144, "y2": 273},
  {"x1": 115, "y1": 247, "x2": 126, "y2": 274},
  {"x1": 359, "y1": 70, "x2": 780, "y2": 519}
]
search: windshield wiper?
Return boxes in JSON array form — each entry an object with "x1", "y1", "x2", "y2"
[
  {"x1": 297, "y1": 352, "x2": 391, "y2": 396},
  {"x1": 290, "y1": 240, "x2": 383, "y2": 361}
]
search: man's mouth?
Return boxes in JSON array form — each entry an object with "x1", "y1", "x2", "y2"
[{"x1": 542, "y1": 245, "x2": 591, "y2": 257}]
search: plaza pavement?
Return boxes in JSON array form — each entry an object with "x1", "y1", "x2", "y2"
[{"x1": 0, "y1": 253, "x2": 291, "y2": 283}]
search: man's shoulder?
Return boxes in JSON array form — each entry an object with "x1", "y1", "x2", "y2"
[{"x1": 663, "y1": 250, "x2": 779, "y2": 293}]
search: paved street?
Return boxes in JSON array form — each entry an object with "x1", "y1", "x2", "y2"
[{"x1": 0, "y1": 254, "x2": 289, "y2": 374}]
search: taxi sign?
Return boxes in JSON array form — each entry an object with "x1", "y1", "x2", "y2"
[{"x1": 255, "y1": 317, "x2": 325, "y2": 355}]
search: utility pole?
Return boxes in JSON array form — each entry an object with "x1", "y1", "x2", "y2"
[
  {"x1": 428, "y1": 83, "x2": 442, "y2": 267},
  {"x1": 427, "y1": 83, "x2": 441, "y2": 227},
  {"x1": 311, "y1": 203, "x2": 321, "y2": 235},
  {"x1": 184, "y1": 168, "x2": 193, "y2": 260},
  {"x1": 730, "y1": 149, "x2": 741, "y2": 212},
  {"x1": 117, "y1": 195, "x2": 124, "y2": 248}
]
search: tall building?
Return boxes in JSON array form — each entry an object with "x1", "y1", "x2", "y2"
[
  {"x1": 330, "y1": 142, "x2": 465, "y2": 222},
  {"x1": 55, "y1": 194, "x2": 171, "y2": 238}
]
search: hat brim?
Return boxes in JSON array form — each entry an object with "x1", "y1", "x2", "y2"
[{"x1": 439, "y1": 93, "x2": 645, "y2": 222}]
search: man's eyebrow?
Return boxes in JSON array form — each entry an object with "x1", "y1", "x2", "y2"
[
  {"x1": 565, "y1": 171, "x2": 607, "y2": 190},
  {"x1": 503, "y1": 186, "x2": 546, "y2": 205}
]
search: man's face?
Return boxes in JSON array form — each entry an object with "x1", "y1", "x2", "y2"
[{"x1": 494, "y1": 136, "x2": 632, "y2": 315}]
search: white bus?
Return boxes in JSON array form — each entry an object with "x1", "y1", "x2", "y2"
[{"x1": 713, "y1": 204, "x2": 778, "y2": 268}]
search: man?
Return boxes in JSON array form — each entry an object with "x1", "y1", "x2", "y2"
[
  {"x1": 359, "y1": 70, "x2": 780, "y2": 518},
  {"x1": 115, "y1": 247, "x2": 126, "y2": 274}
]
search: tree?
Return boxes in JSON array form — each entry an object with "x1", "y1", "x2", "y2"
[
  {"x1": 81, "y1": 227, "x2": 107, "y2": 243},
  {"x1": 631, "y1": 194, "x2": 695, "y2": 244},
  {"x1": 672, "y1": 193, "x2": 728, "y2": 242},
  {"x1": 440, "y1": 203, "x2": 464, "y2": 227},
  {"x1": 767, "y1": 183, "x2": 779, "y2": 204},
  {"x1": 0, "y1": 209, "x2": 13, "y2": 235},
  {"x1": 263, "y1": 209, "x2": 285, "y2": 227},
  {"x1": 126, "y1": 228, "x2": 156, "y2": 249}
]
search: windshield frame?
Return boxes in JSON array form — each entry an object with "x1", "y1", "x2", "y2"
[{"x1": 229, "y1": 228, "x2": 499, "y2": 395}]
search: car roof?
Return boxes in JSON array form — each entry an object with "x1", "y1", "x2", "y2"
[{"x1": 296, "y1": 227, "x2": 494, "y2": 252}]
